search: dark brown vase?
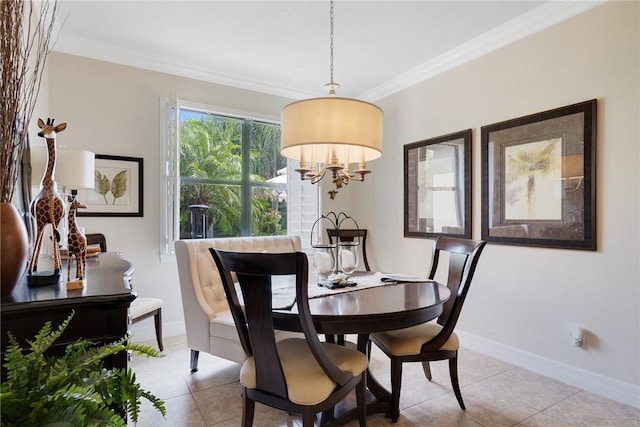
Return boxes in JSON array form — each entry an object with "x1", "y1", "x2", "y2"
[{"x1": 1, "y1": 202, "x2": 29, "y2": 295}]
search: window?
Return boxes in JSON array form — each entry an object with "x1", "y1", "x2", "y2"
[{"x1": 160, "y1": 98, "x2": 318, "y2": 261}]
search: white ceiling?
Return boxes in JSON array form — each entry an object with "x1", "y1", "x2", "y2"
[{"x1": 52, "y1": 1, "x2": 603, "y2": 101}]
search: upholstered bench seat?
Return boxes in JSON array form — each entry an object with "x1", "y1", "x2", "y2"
[{"x1": 175, "y1": 235, "x2": 302, "y2": 371}]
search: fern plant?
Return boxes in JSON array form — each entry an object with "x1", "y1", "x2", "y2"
[{"x1": 0, "y1": 313, "x2": 166, "y2": 426}]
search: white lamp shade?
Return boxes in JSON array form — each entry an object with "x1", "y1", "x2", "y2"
[
  {"x1": 280, "y1": 97, "x2": 383, "y2": 164},
  {"x1": 31, "y1": 146, "x2": 95, "y2": 189}
]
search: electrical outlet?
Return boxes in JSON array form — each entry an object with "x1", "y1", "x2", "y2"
[{"x1": 570, "y1": 325, "x2": 583, "y2": 347}]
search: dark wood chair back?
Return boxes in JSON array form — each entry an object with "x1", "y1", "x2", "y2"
[
  {"x1": 209, "y1": 249, "x2": 354, "y2": 398},
  {"x1": 426, "y1": 236, "x2": 486, "y2": 349},
  {"x1": 326, "y1": 228, "x2": 371, "y2": 271},
  {"x1": 86, "y1": 233, "x2": 107, "y2": 252}
]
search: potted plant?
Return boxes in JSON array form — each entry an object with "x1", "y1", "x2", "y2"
[
  {"x1": 0, "y1": 313, "x2": 166, "y2": 426},
  {"x1": 0, "y1": 0, "x2": 60, "y2": 294}
]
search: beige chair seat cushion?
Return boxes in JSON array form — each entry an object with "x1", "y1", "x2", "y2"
[
  {"x1": 130, "y1": 297, "x2": 162, "y2": 319},
  {"x1": 371, "y1": 322, "x2": 459, "y2": 356},
  {"x1": 240, "y1": 338, "x2": 368, "y2": 406}
]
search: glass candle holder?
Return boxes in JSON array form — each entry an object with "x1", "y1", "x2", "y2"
[
  {"x1": 313, "y1": 245, "x2": 336, "y2": 281},
  {"x1": 338, "y1": 243, "x2": 359, "y2": 275}
]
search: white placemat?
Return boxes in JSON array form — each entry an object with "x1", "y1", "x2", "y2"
[{"x1": 272, "y1": 272, "x2": 434, "y2": 310}]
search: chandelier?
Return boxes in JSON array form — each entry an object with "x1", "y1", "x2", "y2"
[{"x1": 280, "y1": 0, "x2": 383, "y2": 199}]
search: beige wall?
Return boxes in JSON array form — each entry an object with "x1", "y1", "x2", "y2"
[
  {"x1": 46, "y1": 0, "x2": 638, "y2": 406},
  {"x1": 47, "y1": 53, "x2": 291, "y2": 338},
  {"x1": 351, "y1": 1, "x2": 639, "y2": 402}
]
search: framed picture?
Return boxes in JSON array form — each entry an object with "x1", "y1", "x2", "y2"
[
  {"x1": 77, "y1": 154, "x2": 143, "y2": 217},
  {"x1": 481, "y1": 99, "x2": 596, "y2": 250},
  {"x1": 404, "y1": 129, "x2": 472, "y2": 239}
]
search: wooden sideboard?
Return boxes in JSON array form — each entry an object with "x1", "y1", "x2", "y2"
[{"x1": 1, "y1": 252, "x2": 136, "y2": 372}]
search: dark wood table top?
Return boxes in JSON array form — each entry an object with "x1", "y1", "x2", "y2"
[
  {"x1": 1, "y1": 252, "x2": 135, "y2": 309},
  {"x1": 273, "y1": 280, "x2": 450, "y2": 335}
]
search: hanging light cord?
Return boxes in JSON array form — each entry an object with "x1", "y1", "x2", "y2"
[
  {"x1": 326, "y1": 0, "x2": 339, "y2": 95},
  {"x1": 329, "y1": 0, "x2": 334, "y2": 85}
]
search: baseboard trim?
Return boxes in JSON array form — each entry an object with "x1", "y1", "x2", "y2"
[
  {"x1": 456, "y1": 330, "x2": 640, "y2": 409},
  {"x1": 129, "y1": 320, "x2": 185, "y2": 346}
]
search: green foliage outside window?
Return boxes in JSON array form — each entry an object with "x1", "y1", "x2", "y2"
[{"x1": 178, "y1": 110, "x2": 286, "y2": 238}]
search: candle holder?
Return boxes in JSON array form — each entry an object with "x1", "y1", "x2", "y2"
[{"x1": 310, "y1": 212, "x2": 361, "y2": 286}]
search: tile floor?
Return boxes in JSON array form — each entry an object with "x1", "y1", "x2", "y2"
[{"x1": 130, "y1": 335, "x2": 639, "y2": 426}]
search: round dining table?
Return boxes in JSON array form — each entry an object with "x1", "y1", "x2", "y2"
[{"x1": 272, "y1": 279, "x2": 451, "y2": 426}]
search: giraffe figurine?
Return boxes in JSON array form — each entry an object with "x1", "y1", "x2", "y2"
[
  {"x1": 67, "y1": 194, "x2": 87, "y2": 289},
  {"x1": 27, "y1": 118, "x2": 67, "y2": 283}
]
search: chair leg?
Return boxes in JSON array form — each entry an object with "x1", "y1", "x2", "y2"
[
  {"x1": 154, "y1": 309, "x2": 164, "y2": 351},
  {"x1": 301, "y1": 408, "x2": 316, "y2": 426},
  {"x1": 356, "y1": 371, "x2": 367, "y2": 426},
  {"x1": 390, "y1": 357, "x2": 403, "y2": 422},
  {"x1": 449, "y1": 353, "x2": 466, "y2": 410},
  {"x1": 190, "y1": 349, "x2": 199, "y2": 372},
  {"x1": 422, "y1": 360, "x2": 432, "y2": 381},
  {"x1": 241, "y1": 389, "x2": 255, "y2": 427}
]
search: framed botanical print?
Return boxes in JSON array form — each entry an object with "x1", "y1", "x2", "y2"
[{"x1": 77, "y1": 154, "x2": 143, "y2": 217}]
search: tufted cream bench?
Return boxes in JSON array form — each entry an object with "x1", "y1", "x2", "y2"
[{"x1": 175, "y1": 235, "x2": 302, "y2": 371}]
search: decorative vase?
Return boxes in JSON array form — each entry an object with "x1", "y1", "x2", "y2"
[{"x1": 1, "y1": 202, "x2": 29, "y2": 295}]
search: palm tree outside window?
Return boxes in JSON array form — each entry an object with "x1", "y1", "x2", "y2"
[{"x1": 178, "y1": 109, "x2": 287, "y2": 238}]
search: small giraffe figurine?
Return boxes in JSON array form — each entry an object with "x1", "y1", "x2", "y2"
[
  {"x1": 28, "y1": 118, "x2": 67, "y2": 279},
  {"x1": 67, "y1": 194, "x2": 87, "y2": 286}
]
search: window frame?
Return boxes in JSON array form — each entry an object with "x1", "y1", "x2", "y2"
[{"x1": 160, "y1": 97, "x2": 318, "y2": 262}]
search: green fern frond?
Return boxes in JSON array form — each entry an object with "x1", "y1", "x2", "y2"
[
  {"x1": 0, "y1": 313, "x2": 165, "y2": 426},
  {"x1": 29, "y1": 311, "x2": 74, "y2": 355},
  {"x1": 126, "y1": 342, "x2": 163, "y2": 358}
]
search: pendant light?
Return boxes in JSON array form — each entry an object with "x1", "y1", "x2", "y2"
[{"x1": 280, "y1": 0, "x2": 383, "y2": 199}]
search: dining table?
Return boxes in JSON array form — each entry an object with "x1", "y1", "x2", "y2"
[{"x1": 271, "y1": 272, "x2": 451, "y2": 426}]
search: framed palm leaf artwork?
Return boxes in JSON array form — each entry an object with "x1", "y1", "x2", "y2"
[
  {"x1": 481, "y1": 99, "x2": 596, "y2": 250},
  {"x1": 78, "y1": 154, "x2": 143, "y2": 217}
]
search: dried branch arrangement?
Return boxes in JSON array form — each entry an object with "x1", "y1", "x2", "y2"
[{"x1": 0, "y1": 0, "x2": 59, "y2": 203}]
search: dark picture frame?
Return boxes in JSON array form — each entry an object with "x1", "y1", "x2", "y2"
[
  {"x1": 77, "y1": 154, "x2": 143, "y2": 217},
  {"x1": 481, "y1": 99, "x2": 596, "y2": 250},
  {"x1": 404, "y1": 129, "x2": 472, "y2": 239}
]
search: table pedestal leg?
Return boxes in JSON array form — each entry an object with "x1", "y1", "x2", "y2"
[{"x1": 320, "y1": 334, "x2": 393, "y2": 426}]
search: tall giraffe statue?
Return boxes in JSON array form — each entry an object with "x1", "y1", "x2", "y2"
[
  {"x1": 67, "y1": 194, "x2": 87, "y2": 287},
  {"x1": 28, "y1": 118, "x2": 67, "y2": 280}
]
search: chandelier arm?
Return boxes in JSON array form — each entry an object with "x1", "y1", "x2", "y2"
[{"x1": 310, "y1": 164, "x2": 329, "y2": 185}]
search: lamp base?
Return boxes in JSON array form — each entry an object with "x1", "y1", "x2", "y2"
[{"x1": 26, "y1": 271, "x2": 62, "y2": 287}]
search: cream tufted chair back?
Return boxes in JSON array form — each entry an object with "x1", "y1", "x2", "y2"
[{"x1": 175, "y1": 235, "x2": 303, "y2": 370}]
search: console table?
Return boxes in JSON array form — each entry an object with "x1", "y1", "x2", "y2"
[{"x1": 1, "y1": 252, "x2": 136, "y2": 372}]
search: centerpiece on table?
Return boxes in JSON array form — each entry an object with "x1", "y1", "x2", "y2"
[{"x1": 310, "y1": 211, "x2": 361, "y2": 289}]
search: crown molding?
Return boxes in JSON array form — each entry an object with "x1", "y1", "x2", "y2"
[
  {"x1": 52, "y1": 34, "x2": 315, "y2": 101},
  {"x1": 52, "y1": 1, "x2": 605, "y2": 103},
  {"x1": 359, "y1": 0, "x2": 606, "y2": 102}
]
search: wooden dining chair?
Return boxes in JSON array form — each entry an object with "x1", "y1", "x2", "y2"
[
  {"x1": 327, "y1": 228, "x2": 371, "y2": 271},
  {"x1": 85, "y1": 233, "x2": 164, "y2": 351},
  {"x1": 210, "y1": 249, "x2": 368, "y2": 427},
  {"x1": 85, "y1": 233, "x2": 107, "y2": 252},
  {"x1": 368, "y1": 236, "x2": 486, "y2": 422}
]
